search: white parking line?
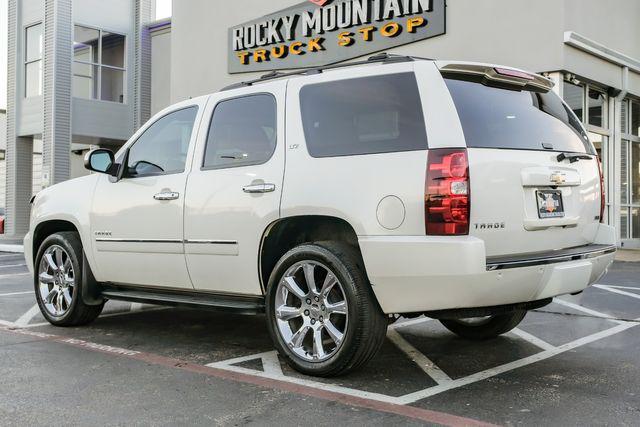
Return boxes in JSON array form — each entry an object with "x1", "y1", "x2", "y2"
[
  {"x1": 396, "y1": 319, "x2": 638, "y2": 404},
  {"x1": 14, "y1": 304, "x2": 41, "y2": 328},
  {"x1": 593, "y1": 285, "x2": 640, "y2": 301},
  {"x1": 386, "y1": 329, "x2": 452, "y2": 384},
  {"x1": 0, "y1": 291, "x2": 33, "y2": 297},
  {"x1": 0, "y1": 263, "x2": 27, "y2": 269},
  {"x1": 510, "y1": 328, "x2": 556, "y2": 351},
  {"x1": 553, "y1": 298, "x2": 624, "y2": 323},
  {"x1": 207, "y1": 352, "x2": 404, "y2": 404},
  {"x1": 0, "y1": 272, "x2": 30, "y2": 279},
  {"x1": 599, "y1": 285, "x2": 640, "y2": 291}
]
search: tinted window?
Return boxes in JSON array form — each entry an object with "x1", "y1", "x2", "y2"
[
  {"x1": 445, "y1": 77, "x2": 594, "y2": 154},
  {"x1": 127, "y1": 107, "x2": 198, "y2": 177},
  {"x1": 300, "y1": 73, "x2": 427, "y2": 157},
  {"x1": 203, "y1": 95, "x2": 277, "y2": 169}
]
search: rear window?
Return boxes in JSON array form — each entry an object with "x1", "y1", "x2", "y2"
[
  {"x1": 444, "y1": 76, "x2": 594, "y2": 154},
  {"x1": 300, "y1": 73, "x2": 427, "y2": 157}
]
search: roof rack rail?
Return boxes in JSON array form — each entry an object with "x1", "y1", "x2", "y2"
[{"x1": 221, "y1": 53, "x2": 419, "y2": 91}]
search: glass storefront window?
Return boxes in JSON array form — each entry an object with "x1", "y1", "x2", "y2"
[
  {"x1": 633, "y1": 208, "x2": 640, "y2": 239},
  {"x1": 588, "y1": 89, "x2": 606, "y2": 128},
  {"x1": 632, "y1": 100, "x2": 640, "y2": 136},
  {"x1": 563, "y1": 81, "x2": 584, "y2": 121},
  {"x1": 633, "y1": 141, "x2": 640, "y2": 205}
]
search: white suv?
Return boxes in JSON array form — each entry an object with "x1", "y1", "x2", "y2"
[{"x1": 25, "y1": 55, "x2": 616, "y2": 376}]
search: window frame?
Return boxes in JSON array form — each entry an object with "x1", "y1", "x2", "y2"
[
  {"x1": 72, "y1": 23, "x2": 127, "y2": 104},
  {"x1": 24, "y1": 22, "x2": 43, "y2": 98},
  {"x1": 200, "y1": 92, "x2": 278, "y2": 172},
  {"x1": 123, "y1": 105, "x2": 200, "y2": 179}
]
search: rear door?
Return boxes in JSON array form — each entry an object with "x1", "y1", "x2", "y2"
[
  {"x1": 183, "y1": 84, "x2": 285, "y2": 295},
  {"x1": 441, "y1": 67, "x2": 602, "y2": 257}
]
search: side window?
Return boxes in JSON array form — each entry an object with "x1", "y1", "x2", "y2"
[
  {"x1": 299, "y1": 73, "x2": 427, "y2": 157},
  {"x1": 126, "y1": 106, "x2": 198, "y2": 177},
  {"x1": 203, "y1": 94, "x2": 277, "y2": 169}
]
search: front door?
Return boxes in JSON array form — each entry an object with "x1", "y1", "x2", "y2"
[
  {"x1": 90, "y1": 102, "x2": 206, "y2": 289},
  {"x1": 184, "y1": 85, "x2": 285, "y2": 295}
]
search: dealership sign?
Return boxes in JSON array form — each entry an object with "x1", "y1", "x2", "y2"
[{"x1": 228, "y1": 0, "x2": 446, "y2": 73}]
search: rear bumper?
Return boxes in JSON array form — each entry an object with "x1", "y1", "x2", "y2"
[{"x1": 358, "y1": 224, "x2": 617, "y2": 314}]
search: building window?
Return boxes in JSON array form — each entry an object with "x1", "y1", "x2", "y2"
[
  {"x1": 563, "y1": 81, "x2": 584, "y2": 121},
  {"x1": 73, "y1": 25, "x2": 126, "y2": 103},
  {"x1": 25, "y1": 23, "x2": 43, "y2": 97},
  {"x1": 631, "y1": 100, "x2": 640, "y2": 137},
  {"x1": 588, "y1": 88, "x2": 607, "y2": 128},
  {"x1": 620, "y1": 98, "x2": 640, "y2": 240}
]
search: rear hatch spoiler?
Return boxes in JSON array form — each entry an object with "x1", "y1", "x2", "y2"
[{"x1": 435, "y1": 61, "x2": 554, "y2": 92}]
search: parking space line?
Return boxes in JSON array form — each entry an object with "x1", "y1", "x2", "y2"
[
  {"x1": 601, "y1": 285, "x2": 640, "y2": 291},
  {"x1": 0, "y1": 263, "x2": 27, "y2": 269},
  {"x1": 0, "y1": 272, "x2": 30, "y2": 279},
  {"x1": 510, "y1": 328, "x2": 556, "y2": 351},
  {"x1": 387, "y1": 329, "x2": 452, "y2": 384},
  {"x1": 553, "y1": 298, "x2": 624, "y2": 323},
  {"x1": 19, "y1": 306, "x2": 170, "y2": 329},
  {"x1": 260, "y1": 351, "x2": 285, "y2": 376},
  {"x1": 0, "y1": 291, "x2": 33, "y2": 297},
  {"x1": 14, "y1": 304, "x2": 41, "y2": 328},
  {"x1": 397, "y1": 320, "x2": 638, "y2": 404},
  {"x1": 593, "y1": 285, "x2": 640, "y2": 301}
]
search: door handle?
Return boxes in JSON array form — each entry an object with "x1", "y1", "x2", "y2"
[
  {"x1": 242, "y1": 183, "x2": 276, "y2": 194},
  {"x1": 154, "y1": 191, "x2": 180, "y2": 201}
]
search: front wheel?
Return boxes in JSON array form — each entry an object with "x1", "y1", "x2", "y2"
[
  {"x1": 34, "y1": 232, "x2": 104, "y2": 326},
  {"x1": 265, "y1": 242, "x2": 387, "y2": 377},
  {"x1": 440, "y1": 309, "x2": 527, "y2": 341}
]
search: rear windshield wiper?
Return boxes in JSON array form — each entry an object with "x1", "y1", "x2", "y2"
[{"x1": 556, "y1": 152, "x2": 593, "y2": 163}]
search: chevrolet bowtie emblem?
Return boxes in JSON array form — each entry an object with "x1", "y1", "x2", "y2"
[{"x1": 550, "y1": 172, "x2": 566, "y2": 185}]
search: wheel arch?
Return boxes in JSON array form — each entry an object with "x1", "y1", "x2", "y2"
[
  {"x1": 32, "y1": 219, "x2": 82, "y2": 263},
  {"x1": 258, "y1": 215, "x2": 367, "y2": 294}
]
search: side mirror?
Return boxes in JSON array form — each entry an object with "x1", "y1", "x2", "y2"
[{"x1": 84, "y1": 149, "x2": 116, "y2": 176}]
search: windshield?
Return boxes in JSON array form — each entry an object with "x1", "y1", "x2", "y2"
[{"x1": 444, "y1": 76, "x2": 594, "y2": 154}]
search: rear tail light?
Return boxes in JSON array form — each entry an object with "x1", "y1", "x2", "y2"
[
  {"x1": 597, "y1": 158, "x2": 605, "y2": 223},
  {"x1": 425, "y1": 148, "x2": 470, "y2": 235}
]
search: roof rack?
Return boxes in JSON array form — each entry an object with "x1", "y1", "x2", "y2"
[{"x1": 221, "y1": 53, "x2": 422, "y2": 91}]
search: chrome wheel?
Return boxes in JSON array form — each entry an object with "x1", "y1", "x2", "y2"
[
  {"x1": 38, "y1": 245, "x2": 75, "y2": 317},
  {"x1": 274, "y1": 261, "x2": 348, "y2": 362}
]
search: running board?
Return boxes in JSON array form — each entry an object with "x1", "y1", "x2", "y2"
[{"x1": 100, "y1": 287, "x2": 265, "y2": 315}]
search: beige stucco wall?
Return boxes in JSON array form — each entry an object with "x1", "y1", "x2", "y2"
[{"x1": 169, "y1": 0, "x2": 640, "y2": 103}]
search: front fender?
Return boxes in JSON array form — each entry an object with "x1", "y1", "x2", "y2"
[{"x1": 28, "y1": 174, "x2": 101, "y2": 275}]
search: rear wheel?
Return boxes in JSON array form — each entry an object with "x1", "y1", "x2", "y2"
[
  {"x1": 440, "y1": 310, "x2": 527, "y2": 341},
  {"x1": 34, "y1": 232, "x2": 104, "y2": 326},
  {"x1": 265, "y1": 242, "x2": 387, "y2": 377}
]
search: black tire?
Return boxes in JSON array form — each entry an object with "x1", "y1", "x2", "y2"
[
  {"x1": 440, "y1": 309, "x2": 527, "y2": 341},
  {"x1": 265, "y1": 241, "x2": 387, "y2": 377},
  {"x1": 34, "y1": 232, "x2": 104, "y2": 326}
]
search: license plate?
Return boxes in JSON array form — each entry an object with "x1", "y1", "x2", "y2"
[{"x1": 536, "y1": 190, "x2": 565, "y2": 219}]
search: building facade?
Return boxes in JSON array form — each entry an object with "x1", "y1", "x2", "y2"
[{"x1": 5, "y1": 0, "x2": 640, "y2": 247}]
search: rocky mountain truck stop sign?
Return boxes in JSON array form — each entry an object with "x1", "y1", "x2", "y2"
[{"x1": 228, "y1": 0, "x2": 446, "y2": 73}]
